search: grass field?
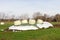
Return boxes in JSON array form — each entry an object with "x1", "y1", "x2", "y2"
[{"x1": 0, "y1": 22, "x2": 60, "y2": 40}]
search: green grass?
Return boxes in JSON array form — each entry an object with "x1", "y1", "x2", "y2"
[
  {"x1": 0, "y1": 22, "x2": 13, "y2": 30},
  {"x1": 0, "y1": 22, "x2": 60, "y2": 40},
  {"x1": 51, "y1": 22, "x2": 60, "y2": 25},
  {"x1": 0, "y1": 28, "x2": 60, "y2": 40}
]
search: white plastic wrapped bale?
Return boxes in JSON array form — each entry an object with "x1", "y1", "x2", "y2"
[
  {"x1": 29, "y1": 19, "x2": 36, "y2": 24},
  {"x1": 14, "y1": 20, "x2": 21, "y2": 26},
  {"x1": 9, "y1": 25, "x2": 38, "y2": 30},
  {"x1": 36, "y1": 24, "x2": 44, "y2": 29},
  {"x1": 0, "y1": 22, "x2": 5, "y2": 25},
  {"x1": 43, "y1": 22, "x2": 53, "y2": 28},
  {"x1": 21, "y1": 20, "x2": 28, "y2": 24},
  {"x1": 37, "y1": 19, "x2": 43, "y2": 24},
  {"x1": 36, "y1": 22, "x2": 53, "y2": 29}
]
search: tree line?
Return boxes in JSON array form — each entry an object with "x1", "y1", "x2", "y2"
[{"x1": 0, "y1": 12, "x2": 60, "y2": 22}]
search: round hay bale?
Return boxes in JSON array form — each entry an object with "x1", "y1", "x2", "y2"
[
  {"x1": 29, "y1": 19, "x2": 36, "y2": 24},
  {"x1": 37, "y1": 19, "x2": 43, "y2": 24},
  {"x1": 14, "y1": 20, "x2": 21, "y2": 25},
  {"x1": 21, "y1": 20, "x2": 28, "y2": 24}
]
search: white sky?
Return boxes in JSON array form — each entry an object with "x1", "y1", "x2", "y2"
[{"x1": 0, "y1": 0, "x2": 60, "y2": 17}]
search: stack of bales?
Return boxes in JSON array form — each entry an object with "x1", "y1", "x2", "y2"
[
  {"x1": 37, "y1": 19, "x2": 43, "y2": 24},
  {"x1": 29, "y1": 19, "x2": 36, "y2": 24},
  {"x1": 14, "y1": 19, "x2": 43, "y2": 25},
  {"x1": 14, "y1": 20, "x2": 21, "y2": 26},
  {"x1": 21, "y1": 19, "x2": 28, "y2": 24}
]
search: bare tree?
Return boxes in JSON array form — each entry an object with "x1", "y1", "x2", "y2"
[
  {"x1": 54, "y1": 14, "x2": 60, "y2": 22},
  {"x1": 0, "y1": 12, "x2": 6, "y2": 19},
  {"x1": 0, "y1": 12, "x2": 7, "y2": 21},
  {"x1": 19, "y1": 14, "x2": 29, "y2": 19},
  {"x1": 33, "y1": 12, "x2": 43, "y2": 20},
  {"x1": 43, "y1": 14, "x2": 49, "y2": 21},
  {"x1": 33, "y1": 12, "x2": 41, "y2": 18}
]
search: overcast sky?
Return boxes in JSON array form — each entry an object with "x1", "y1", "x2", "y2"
[{"x1": 0, "y1": 0, "x2": 60, "y2": 17}]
